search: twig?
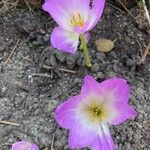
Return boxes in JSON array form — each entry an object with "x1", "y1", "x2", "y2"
[
  {"x1": 10, "y1": 0, "x2": 19, "y2": 9},
  {"x1": 43, "y1": 65, "x2": 77, "y2": 74},
  {"x1": 50, "y1": 133, "x2": 55, "y2": 150},
  {"x1": 23, "y1": 56, "x2": 76, "y2": 74},
  {"x1": 140, "y1": 41, "x2": 150, "y2": 64},
  {"x1": 107, "y1": 2, "x2": 124, "y2": 14},
  {"x1": 4, "y1": 38, "x2": 21, "y2": 65},
  {"x1": 142, "y1": 0, "x2": 150, "y2": 27},
  {"x1": 116, "y1": 0, "x2": 135, "y2": 19},
  {"x1": 30, "y1": 73, "x2": 52, "y2": 78},
  {"x1": 0, "y1": 120, "x2": 20, "y2": 127},
  {"x1": 24, "y1": 0, "x2": 33, "y2": 13},
  {"x1": 23, "y1": 56, "x2": 34, "y2": 63}
]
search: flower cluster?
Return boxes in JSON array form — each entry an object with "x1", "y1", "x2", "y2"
[{"x1": 55, "y1": 75, "x2": 137, "y2": 149}]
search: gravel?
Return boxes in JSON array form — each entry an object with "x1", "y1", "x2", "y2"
[{"x1": 0, "y1": 2, "x2": 149, "y2": 150}]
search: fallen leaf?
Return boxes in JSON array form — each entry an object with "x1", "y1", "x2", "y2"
[{"x1": 95, "y1": 39, "x2": 116, "y2": 52}]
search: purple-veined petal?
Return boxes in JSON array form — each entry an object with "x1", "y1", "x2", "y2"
[
  {"x1": 11, "y1": 141, "x2": 39, "y2": 150},
  {"x1": 42, "y1": 0, "x2": 90, "y2": 31},
  {"x1": 90, "y1": 135, "x2": 115, "y2": 150},
  {"x1": 71, "y1": 0, "x2": 90, "y2": 22},
  {"x1": 110, "y1": 102, "x2": 137, "y2": 125},
  {"x1": 81, "y1": 75, "x2": 102, "y2": 100},
  {"x1": 86, "y1": 0, "x2": 106, "y2": 31},
  {"x1": 54, "y1": 96, "x2": 81, "y2": 129},
  {"x1": 51, "y1": 27, "x2": 79, "y2": 54},
  {"x1": 42, "y1": 0, "x2": 71, "y2": 31},
  {"x1": 68, "y1": 121, "x2": 97, "y2": 149},
  {"x1": 90, "y1": 123, "x2": 115, "y2": 150},
  {"x1": 100, "y1": 78, "x2": 130, "y2": 103}
]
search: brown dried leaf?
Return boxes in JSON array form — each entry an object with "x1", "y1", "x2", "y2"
[{"x1": 95, "y1": 39, "x2": 116, "y2": 52}]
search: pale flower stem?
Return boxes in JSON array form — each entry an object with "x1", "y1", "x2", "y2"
[{"x1": 80, "y1": 34, "x2": 92, "y2": 67}]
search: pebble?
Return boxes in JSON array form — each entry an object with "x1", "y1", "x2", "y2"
[
  {"x1": 96, "y1": 52, "x2": 105, "y2": 62},
  {"x1": 91, "y1": 63, "x2": 100, "y2": 72},
  {"x1": 43, "y1": 34, "x2": 50, "y2": 42}
]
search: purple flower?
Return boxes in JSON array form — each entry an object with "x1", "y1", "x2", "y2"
[
  {"x1": 55, "y1": 75, "x2": 137, "y2": 149},
  {"x1": 11, "y1": 141, "x2": 39, "y2": 150},
  {"x1": 42, "y1": 0, "x2": 105, "y2": 54}
]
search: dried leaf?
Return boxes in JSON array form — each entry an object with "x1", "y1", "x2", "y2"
[{"x1": 95, "y1": 39, "x2": 116, "y2": 52}]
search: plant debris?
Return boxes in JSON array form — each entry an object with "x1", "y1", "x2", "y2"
[{"x1": 95, "y1": 39, "x2": 116, "y2": 52}]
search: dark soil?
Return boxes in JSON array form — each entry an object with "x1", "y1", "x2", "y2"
[{"x1": 0, "y1": 2, "x2": 149, "y2": 150}]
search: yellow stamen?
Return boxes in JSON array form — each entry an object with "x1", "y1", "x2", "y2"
[
  {"x1": 70, "y1": 11, "x2": 84, "y2": 27},
  {"x1": 86, "y1": 103, "x2": 107, "y2": 123}
]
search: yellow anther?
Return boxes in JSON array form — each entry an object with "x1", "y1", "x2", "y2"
[
  {"x1": 91, "y1": 107, "x2": 102, "y2": 116},
  {"x1": 70, "y1": 11, "x2": 84, "y2": 27},
  {"x1": 86, "y1": 103, "x2": 106, "y2": 123}
]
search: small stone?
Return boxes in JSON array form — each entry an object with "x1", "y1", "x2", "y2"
[
  {"x1": 97, "y1": 72, "x2": 104, "y2": 79},
  {"x1": 49, "y1": 55, "x2": 57, "y2": 67},
  {"x1": 37, "y1": 35, "x2": 44, "y2": 45},
  {"x1": 105, "y1": 71, "x2": 117, "y2": 78},
  {"x1": 91, "y1": 63, "x2": 100, "y2": 72},
  {"x1": 126, "y1": 59, "x2": 135, "y2": 67},
  {"x1": 96, "y1": 52, "x2": 105, "y2": 62},
  {"x1": 76, "y1": 52, "x2": 84, "y2": 66},
  {"x1": 66, "y1": 54, "x2": 78, "y2": 69},
  {"x1": 0, "y1": 46, "x2": 4, "y2": 52},
  {"x1": 108, "y1": 51, "x2": 117, "y2": 58},
  {"x1": 43, "y1": 34, "x2": 50, "y2": 42},
  {"x1": 54, "y1": 50, "x2": 66, "y2": 63},
  {"x1": 39, "y1": 29, "x2": 46, "y2": 34}
]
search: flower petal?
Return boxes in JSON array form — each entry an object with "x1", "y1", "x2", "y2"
[
  {"x1": 100, "y1": 78, "x2": 130, "y2": 103},
  {"x1": 86, "y1": 0, "x2": 106, "y2": 31},
  {"x1": 68, "y1": 121, "x2": 97, "y2": 149},
  {"x1": 81, "y1": 75, "x2": 102, "y2": 99},
  {"x1": 90, "y1": 123, "x2": 115, "y2": 150},
  {"x1": 54, "y1": 96, "x2": 81, "y2": 129},
  {"x1": 51, "y1": 27, "x2": 79, "y2": 53},
  {"x1": 110, "y1": 102, "x2": 137, "y2": 125},
  {"x1": 90, "y1": 135, "x2": 115, "y2": 150},
  {"x1": 11, "y1": 141, "x2": 39, "y2": 150},
  {"x1": 42, "y1": 0, "x2": 90, "y2": 31},
  {"x1": 72, "y1": 0, "x2": 90, "y2": 21}
]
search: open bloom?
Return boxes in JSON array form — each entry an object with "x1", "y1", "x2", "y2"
[
  {"x1": 55, "y1": 75, "x2": 137, "y2": 149},
  {"x1": 11, "y1": 141, "x2": 39, "y2": 150},
  {"x1": 42, "y1": 0, "x2": 105, "y2": 53}
]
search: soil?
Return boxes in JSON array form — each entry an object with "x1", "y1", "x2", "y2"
[{"x1": 0, "y1": 2, "x2": 149, "y2": 150}]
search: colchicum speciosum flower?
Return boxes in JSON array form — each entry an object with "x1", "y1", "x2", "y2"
[
  {"x1": 42, "y1": 0, "x2": 105, "y2": 67},
  {"x1": 55, "y1": 75, "x2": 137, "y2": 149},
  {"x1": 11, "y1": 141, "x2": 39, "y2": 150}
]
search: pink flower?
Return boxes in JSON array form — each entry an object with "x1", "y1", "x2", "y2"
[
  {"x1": 42, "y1": 0, "x2": 105, "y2": 54},
  {"x1": 55, "y1": 75, "x2": 137, "y2": 149},
  {"x1": 11, "y1": 141, "x2": 39, "y2": 150}
]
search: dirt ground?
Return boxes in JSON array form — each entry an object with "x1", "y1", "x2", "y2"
[{"x1": 0, "y1": 2, "x2": 149, "y2": 150}]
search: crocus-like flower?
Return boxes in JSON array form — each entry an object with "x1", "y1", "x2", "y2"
[
  {"x1": 42, "y1": 0, "x2": 105, "y2": 54},
  {"x1": 55, "y1": 75, "x2": 137, "y2": 149},
  {"x1": 11, "y1": 141, "x2": 39, "y2": 150}
]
